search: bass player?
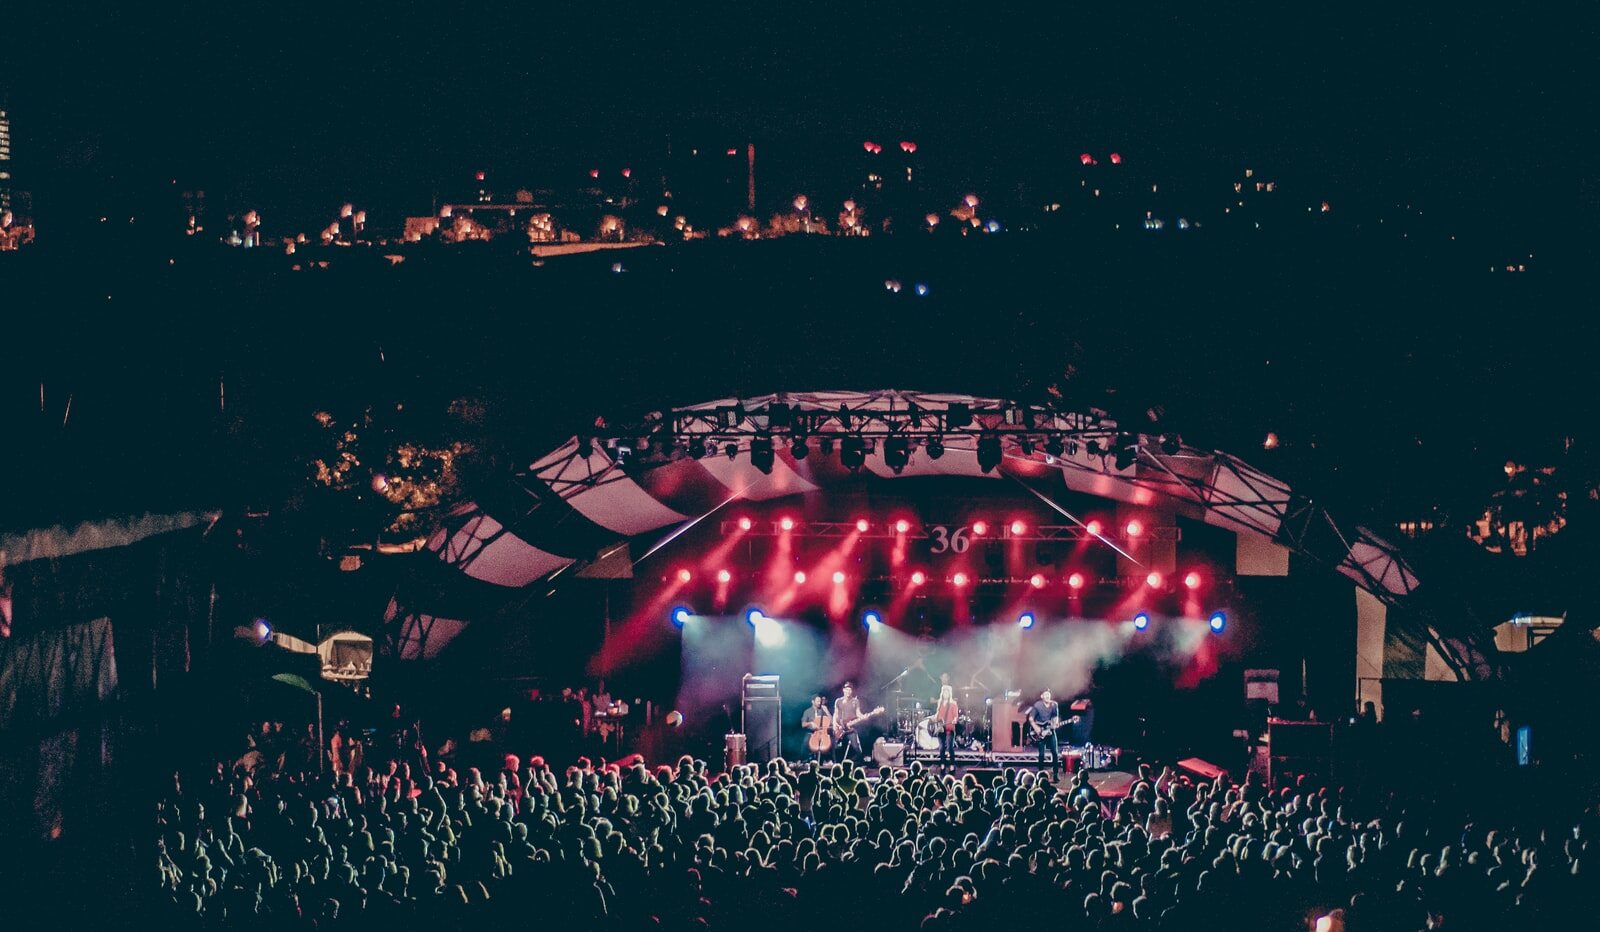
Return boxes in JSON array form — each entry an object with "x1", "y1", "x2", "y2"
[{"x1": 1026, "y1": 689, "x2": 1079, "y2": 778}]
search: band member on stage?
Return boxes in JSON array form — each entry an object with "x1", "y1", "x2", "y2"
[
  {"x1": 934, "y1": 684, "x2": 960, "y2": 769},
  {"x1": 832, "y1": 683, "x2": 864, "y2": 762},
  {"x1": 800, "y1": 694, "x2": 830, "y2": 762},
  {"x1": 1028, "y1": 689, "x2": 1063, "y2": 777}
]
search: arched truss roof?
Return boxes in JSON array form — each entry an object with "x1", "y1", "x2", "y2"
[{"x1": 398, "y1": 390, "x2": 1464, "y2": 672}]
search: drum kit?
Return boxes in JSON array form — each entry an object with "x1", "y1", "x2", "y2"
[{"x1": 895, "y1": 685, "x2": 989, "y2": 752}]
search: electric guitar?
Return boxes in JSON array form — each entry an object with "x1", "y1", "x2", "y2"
[
  {"x1": 833, "y1": 706, "x2": 886, "y2": 736},
  {"x1": 1028, "y1": 714, "x2": 1081, "y2": 741}
]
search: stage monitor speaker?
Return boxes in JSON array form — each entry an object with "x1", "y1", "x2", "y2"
[
  {"x1": 1177, "y1": 757, "x2": 1229, "y2": 783},
  {"x1": 871, "y1": 738, "x2": 905, "y2": 768}
]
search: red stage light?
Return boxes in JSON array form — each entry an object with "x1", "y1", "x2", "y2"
[
  {"x1": 779, "y1": 517, "x2": 795, "y2": 531},
  {"x1": 1067, "y1": 572, "x2": 1086, "y2": 590},
  {"x1": 1184, "y1": 571, "x2": 1202, "y2": 590},
  {"x1": 971, "y1": 521, "x2": 988, "y2": 536},
  {"x1": 794, "y1": 570, "x2": 807, "y2": 584},
  {"x1": 1029, "y1": 573, "x2": 1046, "y2": 589},
  {"x1": 910, "y1": 570, "x2": 927, "y2": 586},
  {"x1": 717, "y1": 569, "x2": 732, "y2": 583},
  {"x1": 952, "y1": 572, "x2": 970, "y2": 587},
  {"x1": 1085, "y1": 520, "x2": 1103, "y2": 537},
  {"x1": 855, "y1": 518, "x2": 870, "y2": 533},
  {"x1": 677, "y1": 569, "x2": 693, "y2": 583},
  {"x1": 738, "y1": 516, "x2": 753, "y2": 531},
  {"x1": 1010, "y1": 520, "x2": 1027, "y2": 536},
  {"x1": 895, "y1": 519, "x2": 911, "y2": 534},
  {"x1": 832, "y1": 570, "x2": 846, "y2": 584},
  {"x1": 1125, "y1": 519, "x2": 1144, "y2": 538},
  {"x1": 1146, "y1": 571, "x2": 1163, "y2": 589}
]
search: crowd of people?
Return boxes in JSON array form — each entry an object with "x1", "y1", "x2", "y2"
[{"x1": 150, "y1": 711, "x2": 1600, "y2": 931}]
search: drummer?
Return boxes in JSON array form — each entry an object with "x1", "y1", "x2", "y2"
[{"x1": 934, "y1": 684, "x2": 960, "y2": 769}]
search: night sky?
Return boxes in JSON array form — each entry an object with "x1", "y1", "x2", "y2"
[{"x1": 5, "y1": 4, "x2": 1590, "y2": 228}]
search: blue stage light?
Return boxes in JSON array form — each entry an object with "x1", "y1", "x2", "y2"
[
  {"x1": 1209, "y1": 611, "x2": 1227, "y2": 633},
  {"x1": 862, "y1": 610, "x2": 883, "y2": 629},
  {"x1": 671, "y1": 607, "x2": 692, "y2": 627},
  {"x1": 1018, "y1": 612, "x2": 1036, "y2": 629},
  {"x1": 1133, "y1": 611, "x2": 1150, "y2": 631}
]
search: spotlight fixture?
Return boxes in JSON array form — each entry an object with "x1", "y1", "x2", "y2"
[
  {"x1": 672, "y1": 607, "x2": 692, "y2": 627},
  {"x1": 1114, "y1": 440, "x2": 1138, "y2": 470},
  {"x1": 1209, "y1": 611, "x2": 1227, "y2": 633},
  {"x1": 1067, "y1": 572, "x2": 1086, "y2": 590},
  {"x1": 1018, "y1": 436, "x2": 1035, "y2": 456},
  {"x1": 840, "y1": 436, "x2": 867, "y2": 471},
  {"x1": 746, "y1": 608, "x2": 766, "y2": 626},
  {"x1": 1133, "y1": 611, "x2": 1150, "y2": 631},
  {"x1": 724, "y1": 442, "x2": 739, "y2": 460},
  {"x1": 1125, "y1": 519, "x2": 1144, "y2": 538},
  {"x1": 977, "y1": 435, "x2": 1002, "y2": 473},
  {"x1": 687, "y1": 436, "x2": 708, "y2": 459},
  {"x1": 952, "y1": 572, "x2": 970, "y2": 588},
  {"x1": 253, "y1": 618, "x2": 273, "y2": 642},
  {"x1": 677, "y1": 568, "x2": 693, "y2": 583},
  {"x1": 945, "y1": 403, "x2": 972, "y2": 429},
  {"x1": 793, "y1": 570, "x2": 807, "y2": 584},
  {"x1": 818, "y1": 435, "x2": 836, "y2": 456},
  {"x1": 790, "y1": 437, "x2": 809, "y2": 459},
  {"x1": 1044, "y1": 436, "x2": 1064, "y2": 458},
  {"x1": 1010, "y1": 520, "x2": 1027, "y2": 536},
  {"x1": 1018, "y1": 612, "x2": 1036, "y2": 629},
  {"x1": 766, "y1": 402, "x2": 792, "y2": 428},
  {"x1": 926, "y1": 436, "x2": 945, "y2": 459},
  {"x1": 855, "y1": 518, "x2": 870, "y2": 533},
  {"x1": 971, "y1": 520, "x2": 988, "y2": 536},
  {"x1": 749, "y1": 435, "x2": 775, "y2": 474},
  {"x1": 862, "y1": 610, "x2": 883, "y2": 628},
  {"x1": 779, "y1": 516, "x2": 795, "y2": 531},
  {"x1": 910, "y1": 570, "x2": 927, "y2": 586},
  {"x1": 895, "y1": 519, "x2": 911, "y2": 534},
  {"x1": 738, "y1": 516, "x2": 753, "y2": 531},
  {"x1": 1160, "y1": 435, "x2": 1182, "y2": 455},
  {"x1": 1085, "y1": 519, "x2": 1103, "y2": 537},
  {"x1": 1184, "y1": 571, "x2": 1202, "y2": 590},
  {"x1": 832, "y1": 570, "x2": 846, "y2": 584},
  {"x1": 1146, "y1": 571, "x2": 1164, "y2": 589},
  {"x1": 717, "y1": 569, "x2": 732, "y2": 583},
  {"x1": 1029, "y1": 573, "x2": 1046, "y2": 589},
  {"x1": 883, "y1": 436, "x2": 910, "y2": 473}
]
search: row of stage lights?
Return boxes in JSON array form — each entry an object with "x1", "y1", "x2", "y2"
[
  {"x1": 729, "y1": 515, "x2": 1156, "y2": 540},
  {"x1": 674, "y1": 565, "x2": 1208, "y2": 592},
  {"x1": 670, "y1": 606, "x2": 1227, "y2": 634}
]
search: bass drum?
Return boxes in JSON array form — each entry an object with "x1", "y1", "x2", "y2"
[{"x1": 915, "y1": 716, "x2": 942, "y2": 751}]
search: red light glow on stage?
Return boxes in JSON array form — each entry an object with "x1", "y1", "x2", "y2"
[
  {"x1": 856, "y1": 518, "x2": 870, "y2": 532},
  {"x1": 971, "y1": 521, "x2": 988, "y2": 536},
  {"x1": 895, "y1": 519, "x2": 911, "y2": 534},
  {"x1": 1030, "y1": 573, "x2": 1046, "y2": 589},
  {"x1": 1184, "y1": 571, "x2": 1203, "y2": 590},
  {"x1": 832, "y1": 570, "x2": 846, "y2": 584},
  {"x1": 717, "y1": 569, "x2": 732, "y2": 583},
  {"x1": 1068, "y1": 572, "x2": 1086, "y2": 590},
  {"x1": 676, "y1": 568, "x2": 693, "y2": 583},
  {"x1": 1125, "y1": 519, "x2": 1144, "y2": 538},
  {"x1": 738, "y1": 516, "x2": 753, "y2": 531},
  {"x1": 1085, "y1": 519, "x2": 1103, "y2": 537},
  {"x1": 952, "y1": 572, "x2": 970, "y2": 587},
  {"x1": 910, "y1": 570, "x2": 927, "y2": 586},
  {"x1": 1146, "y1": 571, "x2": 1164, "y2": 589},
  {"x1": 779, "y1": 517, "x2": 795, "y2": 531},
  {"x1": 1010, "y1": 520, "x2": 1027, "y2": 535}
]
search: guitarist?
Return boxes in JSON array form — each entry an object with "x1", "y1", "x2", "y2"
[
  {"x1": 1027, "y1": 689, "x2": 1064, "y2": 778},
  {"x1": 832, "y1": 683, "x2": 866, "y2": 762},
  {"x1": 801, "y1": 694, "x2": 832, "y2": 762}
]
